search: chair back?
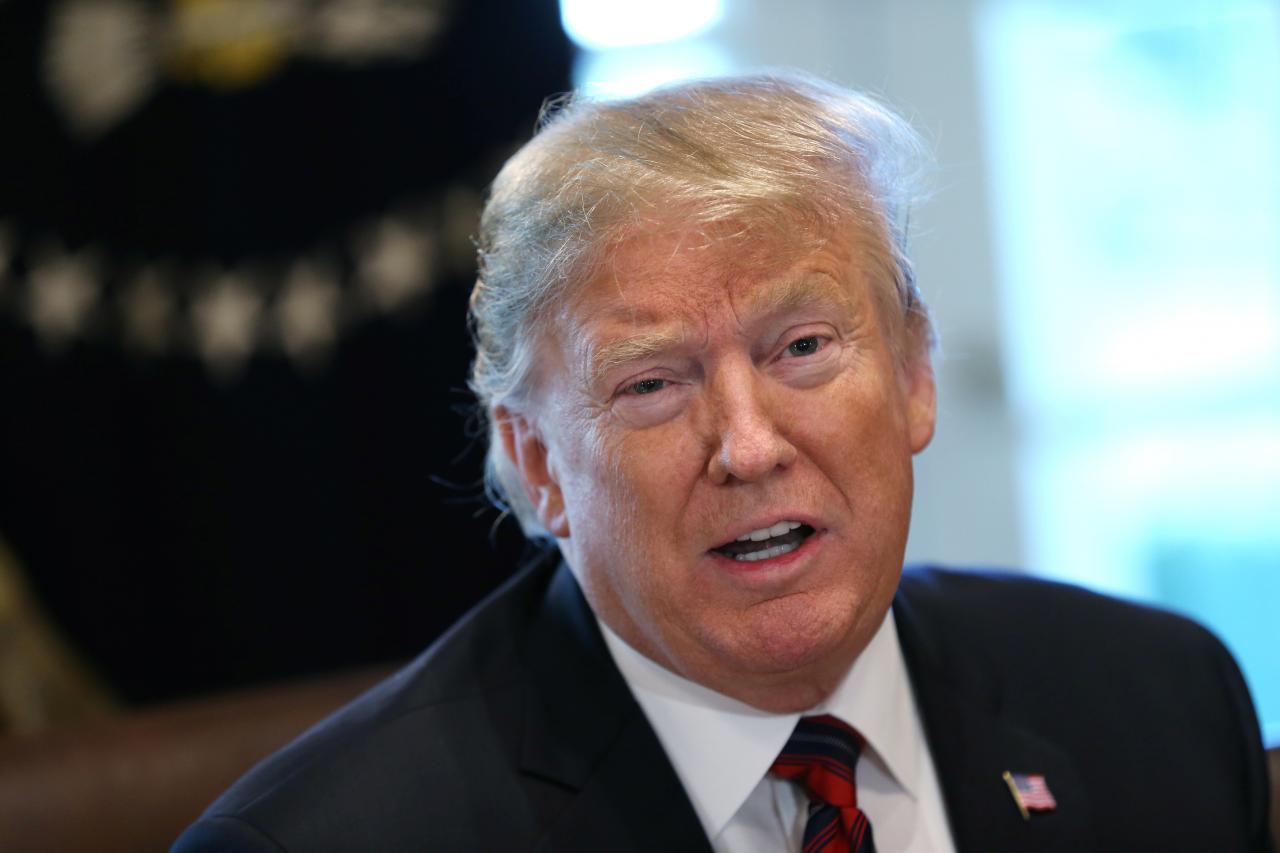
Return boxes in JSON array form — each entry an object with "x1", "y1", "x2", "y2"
[{"x1": 0, "y1": 666, "x2": 391, "y2": 853}]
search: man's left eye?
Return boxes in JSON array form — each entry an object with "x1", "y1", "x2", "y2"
[
  {"x1": 786, "y1": 335, "x2": 822, "y2": 357},
  {"x1": 627, "y1": 377, "x2": 668, "y2": 395}
]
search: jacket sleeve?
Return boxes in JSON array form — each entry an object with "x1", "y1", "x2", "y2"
[{"x1": 1201, "y1": 625, "x2": 1275, "y2": 853}]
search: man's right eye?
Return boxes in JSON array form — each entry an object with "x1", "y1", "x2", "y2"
[{"x1": 627, "y1": 378, "x2": 667, "y2": 395}]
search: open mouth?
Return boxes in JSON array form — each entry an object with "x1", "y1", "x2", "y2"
[{"x1": 711, "y1": 522, "x2": 816, "y2": 563}]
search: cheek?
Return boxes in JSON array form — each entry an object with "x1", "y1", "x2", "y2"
[
  {"x1": 559, "y1": 419, "x2": 664, "y2": 551},
  {"x1": 577, "y1": 426, "x2": 706, "y2": 583},
  {"x1": 563, "y1": 432, "x2": 624, "y2": 531},
  {"x1": 601, "y1": 412, "x2": 702, "y2": 497},
  {"x1": 806, "y1": 369, "x2": 899, "y2": 443},
  {"x1": 802, "y1": 373, "x2": 915, "y2": 505}
]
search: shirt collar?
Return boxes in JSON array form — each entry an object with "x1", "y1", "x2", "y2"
[{"x1": 598, "y1": 610, "x2": 922, "y2": 840}]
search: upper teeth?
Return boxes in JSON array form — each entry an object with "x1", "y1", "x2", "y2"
[{"x1": 737, "y1": 521, "x2": 802, "y2": 542}]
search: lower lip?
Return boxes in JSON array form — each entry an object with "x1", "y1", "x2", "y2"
[{"x1": 705, "y1": 528, "x2": 825, "y2": 575}]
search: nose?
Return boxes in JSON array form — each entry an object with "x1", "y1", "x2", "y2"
[{"x1": 706, "y1": 366, "x2": 798, "y2": 485}]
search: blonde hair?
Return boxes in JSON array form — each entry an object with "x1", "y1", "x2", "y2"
[{"x1": 469, "y1": 71, "x2": 932, "y2": 535}]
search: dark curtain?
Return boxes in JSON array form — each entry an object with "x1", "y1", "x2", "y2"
[{"x1": 0, "y1": 0, "x2": 572, "y2": 704}]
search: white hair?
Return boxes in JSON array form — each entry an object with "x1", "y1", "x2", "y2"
[{"x1": 468, "y1": 71, "x2": 933, "y2": 536}]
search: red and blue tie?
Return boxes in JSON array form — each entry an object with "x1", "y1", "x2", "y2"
[{"x1": 770, "y1": 715, "x2": 877, "y2": 853}]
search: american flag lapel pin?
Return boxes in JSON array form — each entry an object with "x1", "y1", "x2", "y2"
[{"x1": 1002, "y1": 771, "x2": 1058, "y2": 821}]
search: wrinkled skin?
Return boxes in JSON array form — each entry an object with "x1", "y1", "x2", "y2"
[{"x1": 498, "y1": 226, "x2": 936, "y2": 712}]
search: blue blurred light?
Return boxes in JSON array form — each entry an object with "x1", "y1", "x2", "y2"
[
  {"x1": 560, "y1": 0, "x2": 724, "y2": 50},
  {"x1": 976, "y1": 0, "x2": 1280, "y2": 743}
]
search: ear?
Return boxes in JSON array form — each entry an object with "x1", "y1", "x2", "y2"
[
  {"x1": 902, "y1": 347, "x2": 937, "y2": 454},
  {"x1": 494, "y1": 405, "x2": 570, "y2": 538}
]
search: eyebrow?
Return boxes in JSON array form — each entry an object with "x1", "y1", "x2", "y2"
[
  {"x1": 582, "y1": 274, "x2": 859, "y2": 386},
  {"x1": 586, "y1": 327, "x2": 687, "y2": 386},
  {"x1": 746, "y1": 273, "x2": 858, "y2": 319}
]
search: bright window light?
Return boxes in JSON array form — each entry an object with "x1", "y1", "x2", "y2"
[
  {"x1": 977, "y1": 0, "x2": 1280, "y2": 743},
  {"x1": 560, "y1": 0, "x2": 724, "y2": 50},
  {"x1": 978, "y1": 1, "x2": 1280, "y2": 415},
  {"x1": 572, "y1": 40, "x2": 733, "y2": 98}
]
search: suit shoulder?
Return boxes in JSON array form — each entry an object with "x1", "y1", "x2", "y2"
[
  {"x1": 176, "y1": 554, "x2": 561, "y2": 851},
  {"x1": 895, "y1": 566, "x2": 1271, "y2": 850},
  {"x1": 897, "y1": 564, "x2": 1220, "y2": 652},
  {"x1": 173, "y1": 815, "x2": 288, "y2": 852},
  {"x1": 894, "y1": 565, "x2": 1257, "y2": 736},
  {"x1": 893, "y1": 564, "x2": 1255, "y2": 713}
]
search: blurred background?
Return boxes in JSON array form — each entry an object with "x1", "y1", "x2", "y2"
[{"x1": 0, "y1": 0, "x2": 1276, "y2": 755}]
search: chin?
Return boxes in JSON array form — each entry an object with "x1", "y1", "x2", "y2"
[{"x1": 710, "y1": 592, "x2": 863, "y2": 677}]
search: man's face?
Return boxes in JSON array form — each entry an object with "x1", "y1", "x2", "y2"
[{"x1": 500, "y1": 225, "x2": 935, "y2": 711}]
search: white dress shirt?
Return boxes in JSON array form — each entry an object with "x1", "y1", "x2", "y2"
[{"x1": 598, "y1": 611, "x2": 957, "y2": 853}]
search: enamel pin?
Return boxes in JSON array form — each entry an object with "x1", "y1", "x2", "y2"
[{"x1": 1002, "y1": 771, "x2": 1058, "y2": 820}]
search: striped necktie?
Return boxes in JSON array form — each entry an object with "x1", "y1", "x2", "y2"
[{"x1": 770, "y1": 714, "x2": 877, "y2": 853}]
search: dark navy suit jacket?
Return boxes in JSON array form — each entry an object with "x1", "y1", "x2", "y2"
[{"x1": 173, "y1": 555, "x2": 1274, "y2": 851}]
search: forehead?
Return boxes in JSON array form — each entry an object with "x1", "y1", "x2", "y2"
[
  {"x1": 547, "y1": 226, "x2": 869, "y2": 375},
  {"x1": 609, "y1": 223, "x2": 858, "y2": 300}
]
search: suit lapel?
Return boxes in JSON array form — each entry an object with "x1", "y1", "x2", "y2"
[
  {"x1": 513, "y1": 562, "x2": 1101, "y2": 852},
  {"x1": 519, "y1": 564, "x2": 713, "y2": 853},
  {"x1": 894, "y1": 579, "x2": 1098, "y2": 852}
]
